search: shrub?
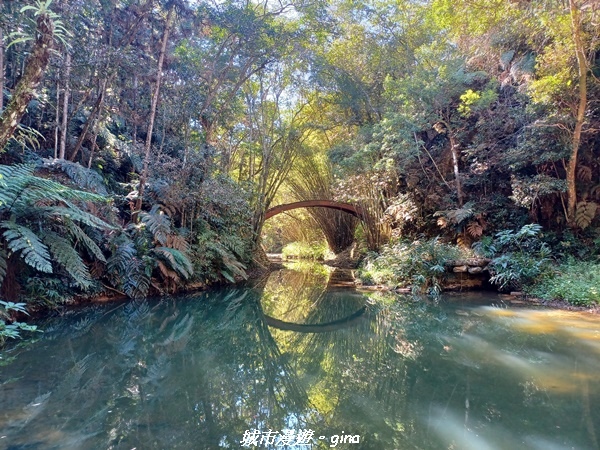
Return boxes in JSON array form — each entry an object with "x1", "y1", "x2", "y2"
[
  {"x1": 0, "y1": 300, "x2": 39, "y2": 346},
  {"x1": 358, "y1": 237, "x2": 468, "y2": 297},
  {"x1": 528, "y1": 260, "x2": 600, "y2": 306},
  {"x1": 476, "y1": 224, "x2": 552, "y2": 291},
  {"x1": 282, "y1": 241, "x2": 329, "y2": 260}
]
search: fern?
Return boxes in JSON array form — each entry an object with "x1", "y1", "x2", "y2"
[
  {"x1": 42, "y1": 158, "x2": 108, "y2": 194},
  {"x1": 434, "y1": 201, "x2": 475, "y2": 226},
  {"x1": 575, "y1": 201, "x2": 598, "y2": 230},
  {"x1": 39, "y1": 204, "x2": 114, "y2": 230},
  {"x1": 64, "y1": 220, "x2": 106, "y2": 263},
  {"x1": 166, "y1": 234, "x2": 189, "y2": 252},
  {"x1": 140, "y1": 205, "x2": 171, "y2": 245},
  {"x1": 207, "y1": 241, "x2": 247, "y2": 281},
  {"x1": 123, "y1": 258, "x2": 152, "y2": 299},
  {"x1": 43, "y1": 232, "x2": 93, "y2": 289},
  {"x1": 0, "y1": 164, "x2": 106, "y2": 211},
  {"x1": 0, "y1": 164, "x2": 34, "y2": 209},
  {"x1": 466, "y1": 221, "x2": 483, "y2": 238},
  {"x1": 1, "y1": 221, "x2": 53, "y2": 273},
  {"x1": 577, "y1": 165, "x2": 593, "y2": 182},
  {"x1": 152, "y1": 247, "x2": 193, "y2": 279},
  {"x1": 157, "y1": 259, "x2": 180, "y2": 282},
  {"x1": 107, "y1": 235, "x2": 136, "y2": 275}
]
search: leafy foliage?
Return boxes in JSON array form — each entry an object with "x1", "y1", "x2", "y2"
[
  {"x1": 0, "y1": 164, "x2": 112, "y2": 298},
  {"x1": 359, "y1": 237, "x2": 468, "y2": 297},
  {"x1": 528, "y1": 260, "x2": 600, "y2": 306},
  {"x1": 42, "y1": 159, "x2": 108, "y2": 194},
  {"x1": 0, "y1": 300, "x2": 39, "y2": 346},
  {"x1": 477, "y1": 224, "x2": 552, "y2": 290},
  {"x1": 2, "y1": 221, "x2": 53, "y2": 273}
]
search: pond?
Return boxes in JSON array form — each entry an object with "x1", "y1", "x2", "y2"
[{"x1": 1, "y1": 262, "x2": 600, "y2": 449}]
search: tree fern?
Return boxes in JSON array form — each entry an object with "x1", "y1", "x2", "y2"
[
  {"x1": 0, "y1": 164, "x2": 34, "y2": 209},
  {"x1": 43, "y1": 231, "x2": 93, "y2": 289},
  {"x1": 140, "y1": 205, "x2": 171, "y2": 245},
  {"x1": 1, "y1": 221, "x2": 53, "y2": 273},
  {"x1": 152, "y1": 247, "x2": 193, "y2": 279},
  {"x1": 123, "y1": 258, "x2": 152, "y2": 299},
  {"x1": 0, "y1": 164, "x2": 106, "y2": 212},
  {"x1": 42, "y1": 158, "x2": 108, "y2": 194},
  {"x1": 0, "y1": 164, "x2": 112, "y2": 296},
  {"x1": 64, "y1": 220, "x2": 106, "y2": 263},
  {"x1": 107, "y1": 235, "x2": 136, "y2": 276},
  {"x1": 39, "y1": 204, "x2": 114, "y2": 230}
]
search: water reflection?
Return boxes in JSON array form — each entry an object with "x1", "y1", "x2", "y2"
[{"x1": 0, "y1": 264, "x2": 599, "y2": 449}]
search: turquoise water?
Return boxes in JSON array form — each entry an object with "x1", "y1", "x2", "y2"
[{"x1": 1, "y1": 264, "x2": 599, "y2": 449}]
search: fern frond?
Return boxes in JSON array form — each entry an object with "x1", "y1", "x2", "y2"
[
  {"x1": 43, "y1": 232, "x2": 93, "y2": 289},
  {"x1": 575, "y1": 201, "x2": 598, "y2": 229},
  {"x1": 16, "y1": 175, "x2": 106, "y2": 206},
  {"x1": 152, "y1": 247, "x2": 193, "y2": 279},
  {"x1": 157, "y1": 259, "x2": 180, "y2": 283},
  {"x1": 42, "y1": 158, "x2": 108, "y2": 194},
  {"x1": 577, "y1": 165, "x2": 593, "y2": 183},
  {"x1": 166, "y1": 234, "x2": 189, "y2": 252},
  {"x1": 107, "y1": 235, "x2": 136, "y2": 275},
  {"x1": 40, "y1": 204, "x2": 114, "y2": 230},
  {"x1": 0, "y1": 164, "x2": 107, "y2": 212},
  {"x1": 0, "y1": 164, "x2": 35, "y2": 210},
  {"x1": 64, "y1": 220, "x2": 106, "y2": 263},
  {"x1": 1, "y1": 221, "x2": 53, "y2": 273},
  {"x1": 123, "y1": 259, "x2": 151, "y2": 299},
  {"x1": 434, "y1": 201, "x2": 475, "y2": 225},
  {"x1": 140, "y1": 205, "x2": 171, "y2": 245},
  {"x1": 466, "y1": 221, "x2": 483, "y2": 238}
]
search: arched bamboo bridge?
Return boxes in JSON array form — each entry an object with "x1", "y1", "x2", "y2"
[{"x1": 265, "y1": 200, "x2": 365, "y2": 220}]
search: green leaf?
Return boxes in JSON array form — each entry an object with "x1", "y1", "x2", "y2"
[
  {"x1": 43, "y1": 232, "x2": 93, "y2": 289},
  {"x1": 1, "y1": 221, "x2": 52, "y2": 273}
]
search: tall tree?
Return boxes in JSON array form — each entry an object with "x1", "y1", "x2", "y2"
[
  {"x1": 135, "y1": 5, "x2": 174, "y2": 215},
  {"x1": 0, "y1": 3, "x2": 54, "y2": 151}
]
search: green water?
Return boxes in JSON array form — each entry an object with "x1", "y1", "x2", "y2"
[{"x1": 1, "y1": 263, "x2": 600, "y2": 449}]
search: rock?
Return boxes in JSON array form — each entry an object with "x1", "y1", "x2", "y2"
[
  {"x1": 468, "y1": 266, "x2": 483, "y2": 274},
  {"x1": 453, "y1": 265, "x2": 468, "y2": 273},
  {"x1": 446, "y1": 258, "x2": 491, "y2": 267},
  {"x1": 395, "y1": 287, "x2": 412, "y2": 294}
]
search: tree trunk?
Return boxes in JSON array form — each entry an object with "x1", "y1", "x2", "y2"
[
  {"x1": 68, "y1": 77, "x2": 107, "y2": 161},
  {"x1": 135, "y1": 7, "x2": 174, "y2": 216},
  {"x1": 0, "y1": 13, "x2": 54, "y2": 152},
  {"x1": 0, "y1": 22, "x2": 4, "y2": 112},
  {"x1": 58, "y1": 51, "x2": 71, "y2": 159},
  {"x1": 449, "y1": 134, "x2": 464, "y2": 207},
  {"x1": 566, "y1": 0, "x2": 587, "y2": 226},
  {"x1": 54, "y1": 80, "x2": 59, "y2": 158}
]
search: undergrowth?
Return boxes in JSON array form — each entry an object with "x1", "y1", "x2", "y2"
[
  {"x1": 358, "y1": 237, "x2": 469, "y2": 297},
  {"x1": 282, "y1": 241, "x2": 329, "y2": 260},
  {"x1": 527, "y1": 260, "x2": 600, "y2": 306}
]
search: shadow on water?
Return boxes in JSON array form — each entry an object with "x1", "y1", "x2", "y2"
[{"x1": 0, "y1": 262, "x2": 599, "y2": 449}]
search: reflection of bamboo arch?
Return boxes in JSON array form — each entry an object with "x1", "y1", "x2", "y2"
[{"x1": 264, "y1": 306, "x2": 366, "y2": 333}]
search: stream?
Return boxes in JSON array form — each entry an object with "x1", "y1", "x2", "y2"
[{"x1": 1, "y1": 262, "x2": 599, "y2": 449}]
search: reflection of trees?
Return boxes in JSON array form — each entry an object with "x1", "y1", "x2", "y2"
[
  {"x1": 0, "y1": 289, "x2": 311, "y2": 449},
  {"x1": 2, "y1": 275, "x2": 600, "y2": 449}
]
